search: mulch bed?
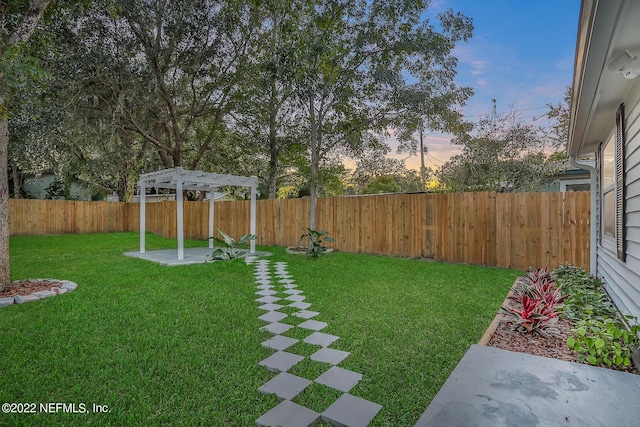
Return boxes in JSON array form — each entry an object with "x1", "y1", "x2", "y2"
[
  {"x1": 0, "y1": 280, "x2": 63, "y2": 298},
  {"x1": 488, "y1": 317, "x2": 579, "y2": 362},
  {"x1": 487, "y1": 314, "x2": 639, "y2": 374}
]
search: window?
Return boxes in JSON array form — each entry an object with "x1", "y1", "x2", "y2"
[
  {"x1": 600, "y1": 104, "x2": 626, "y2": 261},
  {"x1": 601, "y1": 134, "x2": 615, "y2": 237}
]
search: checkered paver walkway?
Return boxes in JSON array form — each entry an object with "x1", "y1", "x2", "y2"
[{"x1": 245, "y1": 257, "x2": 382, "y2": 427}]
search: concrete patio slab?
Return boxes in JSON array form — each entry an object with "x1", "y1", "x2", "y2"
[
  {"x1": 284, "y1": 294, "x2": 305, "y2": 302},
  {"x1": 283, "y1": 289, "x2": 304, "y2": 295},
  {"x1": 124, "y1": 247, "x2": 271, "y2": 265},
  {"x1": 316, "y1": 366, "x2": 362, "y2": 393},
  {"x1": 256, "y1": 400, "x2": 319, "y2": 427},
  {"x1": 259, "y1": 372, "x2": 313, "y2": 400},
  {"x1": 415, "y1": 344, "x2": 640, "y2": 427},
  {"x1": 321, "y1": 393, "x2": 382, "y2": 427}
]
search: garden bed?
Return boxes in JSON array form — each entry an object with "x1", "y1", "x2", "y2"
[
  {"x1": 0, "y1": 279, "x2": 63, "y2": 297},
  {"x1": 481, "y1": 267, "x2": 639, "y2": 375}
]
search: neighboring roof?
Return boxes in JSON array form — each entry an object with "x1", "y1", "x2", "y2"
[
  {"x1": 551, "y1": 160, "x2": 595, "y2": 179},
  {"x1": 555, "y1": 168, "x2": 590, "y2": 179},
  {"x1": 568, "y1": 0, "x2": 640, "y2": 157},
  {"x1": 138, "y1": 167, "x2": 258, "y2": 191}
]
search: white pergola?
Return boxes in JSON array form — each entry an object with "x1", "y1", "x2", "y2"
[{"x1": 137, "y1": 167, "x2": 258, "y2": 260}]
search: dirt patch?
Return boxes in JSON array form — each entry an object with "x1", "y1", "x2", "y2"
[{"x1": 0, "y1": 279, "x2": 63, "y2": 298}]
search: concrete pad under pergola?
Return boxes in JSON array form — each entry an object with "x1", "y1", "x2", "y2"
[{"x1": 136, "y1": 167, "x2": 258, "y2": 260}]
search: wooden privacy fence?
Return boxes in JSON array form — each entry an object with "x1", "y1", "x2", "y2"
[{"x1": 9, "y1": 191, "x2": 591, "y2": 270}]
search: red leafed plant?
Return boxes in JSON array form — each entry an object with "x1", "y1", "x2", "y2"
[{"x1": 500, "y1": 267, "x2": 567, "y2": 338}]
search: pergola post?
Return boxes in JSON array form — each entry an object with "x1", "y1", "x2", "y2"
[
  {"x1": 250, "y1": 183, "x2": 257, "y2": 254},
  {"x1": 139, "y1": 182, "x2": 146, "y2": 253},
  {"x1": 176, "y1": 175, "x2": 184, "y2": 260},
  {"x1": 209, "y1": 188, "x2": 215, "y2": 249}
]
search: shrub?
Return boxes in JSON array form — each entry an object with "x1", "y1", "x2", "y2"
[
  {"x1": 501, "y1": 293, "x2": 561, "y2": 338},
  {"x1": 298, "y1": 228, "x2": 335, "y2": 258},
  {"x1": 567, "y1": 317, "x2": 640, "y2": 368},
  {"x1": 209, "y1": 230, "x2": 257, "y2": 261},
  {"x1": 501, "y1": 267, "x2": 566, "y2": 338},
  {"x1": 553, "y1": 264, "x2": 639, "y2": 369},
  {"x1": 552, "y1": 264, "x2": 617, "y2": 322}
]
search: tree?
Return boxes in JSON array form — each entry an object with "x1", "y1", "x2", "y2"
[
  {"x1": 350, "y1": 148, "x2": 406, "y2": 190},
  {"x1": 229, "y1": 0, "x2": 304, "y2": 199},
  {"x1": 546, "y1": 86, "x2": 571, "y2": 158},
  {"x1": 1, "y1": 0, "x2": 55, "y2": 290},
  {"x1": 361, "y1": 175, "x2": 401, "y2": 194},
  {"x1": 52, "y1": 1, "x2": 257, "y2": 178},
  {"x1": 437, "y1": 107, "x2": 555, "y2": 192},
  {"x1": 349, "y1": 148, "x2": 426, "y2": 194},
  {"x1": 290, "y1": 0, "x2": 473, "y2": 230}
]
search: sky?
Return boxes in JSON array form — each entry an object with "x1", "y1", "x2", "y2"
[{"x1": 391, "y1": 0, "x2": 582, "y2": 171}]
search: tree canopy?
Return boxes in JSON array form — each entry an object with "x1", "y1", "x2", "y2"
[{"x1": 437, "y1": 107, "x2": 558, "y2": 192}]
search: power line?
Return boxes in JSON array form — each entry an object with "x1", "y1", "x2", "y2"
[
  {"x1": 426, "y1": 153, "x2": 445, "y2": 164},
  {"x1": 464, "y1": 105, "x2": 549, "y2": 119}
]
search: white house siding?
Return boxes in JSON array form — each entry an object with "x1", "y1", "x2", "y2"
[{"x1": 597, "y1": 84, "x2": 640, "y2": 321}]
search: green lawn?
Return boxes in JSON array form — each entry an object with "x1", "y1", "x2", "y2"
[{"x1": 0, "y1": 233, "x2": 519, "y2": 426}]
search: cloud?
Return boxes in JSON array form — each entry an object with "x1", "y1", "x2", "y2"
[
  {"x1": 534, "y1": 84, "x2": 565, "y2": 98},
  {"x1": 470, "y1": 60, "x2": 489, "y2": 76},
  {"x1": 554, "y1": 55, "x2": 575, "y2": 71},
  {"x1": 453, "y1": 44, "x2": 492, "y2": 76}
]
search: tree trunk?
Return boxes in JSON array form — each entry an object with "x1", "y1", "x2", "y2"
[
  {"x1": 0, "y1": 0, "x2": 54, "y2": 292},
  {"x1": 308, "y1": 97, "x2": 318, "y2": 232},
  {"x1": 267, "y1": 127, "x2": 279, "y2": 199},
  {"x1": 419, "y1": 125, "x2": 426, "y2": 190},
  {"x1": 0, "y1": 116, "x2": 10, "y2": 291},
  {"x1": 10, "y1": 159, "x2": 22, "y2": 199}
]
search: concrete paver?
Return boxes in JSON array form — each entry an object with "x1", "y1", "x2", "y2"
[
  {"x1": 256, "y1": 400, "x2": 319, "y2": 427},
  {"x1": 321, "y1": 393, "x2": 382, "y2": 427},
  {"x1": 315, "y1": 366, "x2": 362, "y2": 393}
]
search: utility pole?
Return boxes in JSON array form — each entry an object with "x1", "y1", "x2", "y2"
[{"x1": 419, "y1": 124, "x2": 427, "y2": 190}]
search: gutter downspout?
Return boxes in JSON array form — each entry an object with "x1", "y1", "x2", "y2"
[{"x1": 569, "y1": 156, "x2": 597, "y2": 275}]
